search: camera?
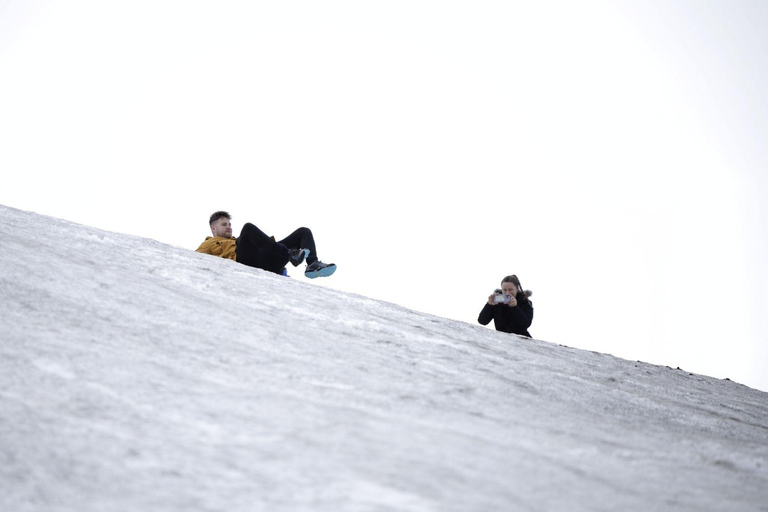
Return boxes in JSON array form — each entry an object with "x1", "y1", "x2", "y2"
[{"x1": 493, "y1": 294, "x2": 512, "y2": 304}]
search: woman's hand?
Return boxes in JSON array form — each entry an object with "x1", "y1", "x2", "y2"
[{"x1": 507, "y1": 295, "x2": 518, "y2": 307}]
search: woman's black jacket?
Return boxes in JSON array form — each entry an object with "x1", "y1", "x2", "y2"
[{"x1": 477, "y1": 292, "x2": 533, "y2": 337}]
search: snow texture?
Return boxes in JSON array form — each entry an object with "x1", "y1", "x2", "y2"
[{"x1": 1, "y1": 204, "x2": 767, "y2": 512}]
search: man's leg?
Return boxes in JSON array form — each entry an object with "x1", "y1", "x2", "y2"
[
  {"x1": 277, "y1": 227, "x2": 318, "y2": 264},
  {"x1": 279, "y1": 227, "x2": 336, "y2": 279},
  {"x1": 235, "y1": 223, "x2": 290, "y2": 274}
]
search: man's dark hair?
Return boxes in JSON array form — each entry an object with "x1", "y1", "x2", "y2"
[{"x1": 209, "y1": 211, "x2": 231, "y2": 226}]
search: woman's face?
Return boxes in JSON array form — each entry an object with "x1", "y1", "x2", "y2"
[{"x1": 501, "y1": 282, "x2": 518, "y2": 296}]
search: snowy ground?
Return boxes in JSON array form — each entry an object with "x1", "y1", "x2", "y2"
[{"x1": 1, "y1": 204, "x2": 767, "y2": 512}]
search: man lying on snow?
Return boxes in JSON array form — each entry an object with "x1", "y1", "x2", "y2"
[{"x1": 196, "y1": 211, "x2": 336, "y2": 279}]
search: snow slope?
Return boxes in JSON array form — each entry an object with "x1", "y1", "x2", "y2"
[{"x1": 1, "y1": 204, "x2": 767, "y2": 512}]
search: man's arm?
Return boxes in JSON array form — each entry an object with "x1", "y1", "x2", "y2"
[
  {"x1": 196, "y1": 237, "x2": 217, "y2": 255},
  {"x1": 196, "y1": 237, "x2": 237, "y2": 260}
]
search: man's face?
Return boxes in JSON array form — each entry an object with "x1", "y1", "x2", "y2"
[{"x1": 211, "y1": 217, "x2": 233, "y2": 238}]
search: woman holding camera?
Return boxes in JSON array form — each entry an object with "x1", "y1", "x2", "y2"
[{"x1": 478, "y1": 274, "x2": 533, "y2": 337}]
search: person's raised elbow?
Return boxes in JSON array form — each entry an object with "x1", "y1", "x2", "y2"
[{"x1": 477, "y1": 307, "x2": 492, "y2": 326}]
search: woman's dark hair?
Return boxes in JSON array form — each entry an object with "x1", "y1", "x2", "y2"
[
  {"x1": 501, "y1": 274, "x2": 533, "y2": 305},
  {"x1": 209, "y1": 211, "x2": 231, "y2": 226}
]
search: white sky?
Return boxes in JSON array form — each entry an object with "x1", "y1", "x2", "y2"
[{"x1": 2, "y1": 1, "x2": 766, "y2": 391}]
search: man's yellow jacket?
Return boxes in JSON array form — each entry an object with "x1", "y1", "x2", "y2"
[{"x1": 196, "y1": 237, "x2": 237, "y2": 261}]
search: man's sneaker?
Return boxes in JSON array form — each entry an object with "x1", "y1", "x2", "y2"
[
  {"x1": 304, "y1": 260, "x2": 337, "y2": 279},
  {"x1": 288, "y1": 248, "x2": 310, "y2": 267}
]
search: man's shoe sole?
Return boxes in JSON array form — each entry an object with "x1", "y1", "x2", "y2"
[{"x1": 305, "y1": 264, "x2": 337, "y2": 279}]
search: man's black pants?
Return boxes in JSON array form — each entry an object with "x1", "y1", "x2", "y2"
[{"x1": 235, "y1": 223, "x2": 317, "y2": 274}]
